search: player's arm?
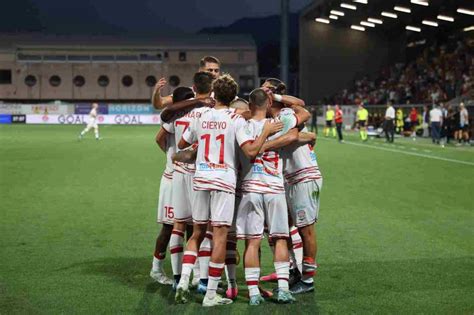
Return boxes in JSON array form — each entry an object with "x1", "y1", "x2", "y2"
[
  {"x1": 298, "y1": 131, "x2": 316, "y2": 145},
  {"x1": 240, "y1": 121, "x2": 283, "y2": 159},
  {"x1": 151, "y1": 78, "x2": 172, "y2": 109},
  {"x1": 155, "y1": 127, "x2": 168, "y2": 152},
  {"x1": 259, "y1": 128, "x2": 298, "y2": 153},
  {"x1": 161, "y1": 98, "x2": 214, "y2": 123},
  {"x1": 172, "y1": 149, "x2": 197, "y2": 164},
  {"x1": 291, "y1": 105, "x2": 311, "y2": 125}
]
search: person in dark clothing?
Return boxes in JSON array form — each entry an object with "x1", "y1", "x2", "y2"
[
  {"x1": 445, "y1": 105, "x2": 456, "y2": 144},
  {"x1": 311, "y1": 106, "x2": 318, "y2": 133}
]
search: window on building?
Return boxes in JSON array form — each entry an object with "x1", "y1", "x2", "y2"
[
  {"x1": 0, "y1": 69, "x2": 12, "y2": 84},
  {"x1": 179, "y1": 52, "x2": 186, "y2": 61},
  {"x1": 43, "y1": 55, "x2": 67, "y2": 62},
  {"x1": 68, "y1": 55, "x2": 90, "y2": 62},
  {"x1": 49, "y1": 75, "x2": 61, "y2": 87},
  {"x1": 145, "y1": 75, "x2": 157, "y2": 87},
  {"x1": 98, "y1": 75, "x2": 109, "y2": 87},
  {"x1": 24, "y1": 75, "x2": 37, "y2": 87},
  {"x1": 73, "y1": 75, "x2": 85, "y2": 87},
  {"x1": 121, "y1": 75, "x2": 133, "y2": 87},
  {"x1": 164, "y1": 52, "x2": 169, "y2": 59},
  {"x1": 168, "y1": 75, "x2": 180, "y2": 87}
]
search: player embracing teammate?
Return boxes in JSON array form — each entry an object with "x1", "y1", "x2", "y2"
[{"x1": 150, "y1": 57, "x2": 323, "y2": 307}]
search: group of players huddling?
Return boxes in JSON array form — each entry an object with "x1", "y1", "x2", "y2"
[{"x1": 149, "y1": 56, "x2": 323, "y2": 307}]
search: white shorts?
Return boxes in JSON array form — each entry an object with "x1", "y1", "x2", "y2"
[
  {"x1": 286, "y1": 179, "x2": 322, "y2": 227},
  {"x1": 237, "y1": 192, "x2": 289, "y2": 239},
  {"x1": 86, "y1": 120, "x2": 98, "y2": 129},
  {"x1": 157, "y1": 173, "x2": 174, "y2": 225},
  {"x1": 229, "y1": 194, "x2": 242, "y2": 234},
  {"x1": 192, "y1": 190, "x2": 235, "y2": 226},
  {"x1": 172, "y1": 172, "x2": 194, "y2": 223}
]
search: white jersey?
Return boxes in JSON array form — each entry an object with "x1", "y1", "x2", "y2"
[
  {"x1": 236, "y1": 118, "x2": 285, "y2": 194},
  {"x1": 89, "y1": 108, "x2": 97, "y2": 123},
  {"x1": 282, "y1": 126, "x2": 322, "y2": 185},
  {"x1": 161, "y1": 122, "x2": 176, "y2": 178},
  {"x1": 163, "y1": 110, "x2": 199, "y2": 175},
  {"x1": 182, "y1": 107, "x2": 245, "y2": 194}
]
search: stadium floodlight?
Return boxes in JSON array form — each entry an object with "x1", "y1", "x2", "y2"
[
  {"x1": 422, "y1": 20, "x2": 438, "y2": 27},
  {"x1": 411, "y1": 0, "x2": 429, "y2": 6},
  {"x1": 341, "y1": 3, "x2": 357, "y2": 10},
  {"x1": 361, "y1": 21, "x2": 375, "y2": 27},
  {"x1": 381, "y1": 12, "x2": 398, "y2": 18},
  {"x1": 464, "y1": 26, "x2": 474, "y2": 32},
  {"x1": 331, "y1": 10, "x2": 345, "y2": 16},
  {"x1": 351, "y1": 25, "x2": 365, "y2": 31},
  {"x1": 315, "y1": 18, "x2": 330, "y2": 24},
  {"x1": 394, "y1": 6, "x2": 411, "y2": 13},
  {"x1": 368, "y1": 18, "x2": 383, "y2": 24},
  {"x1": 329, "y1": 15, "x2": 339, "y2": 20},
  {"x1": 353, "y1": 0, "x2": 368, "y2": 4},
  {"x1": 457, "y1": 8, "x2": 474, "y2": 16},
  {"x1": 437, "y1": 15, "x2": 454, "y2": 22},
  {"x1": 406, "y1": 25, "x2": 421, "y2": 32}
]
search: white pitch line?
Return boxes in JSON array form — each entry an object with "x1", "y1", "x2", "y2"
[{"x1": 324, "y1": 139, "x2": 474, "y2": 166}]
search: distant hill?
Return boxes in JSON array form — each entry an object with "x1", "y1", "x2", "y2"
[{"x1": 199, "y1": 13, "x2": 300, "y2": 78}]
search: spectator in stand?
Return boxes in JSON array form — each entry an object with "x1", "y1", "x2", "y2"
[
  {"x1": 409, "y1": 107, "x2": 418, "y2": 139},
  {"x1": 384, "y1": 102, "x2": 395, "y2": 143},
  {"x1": 430, "y1": 104, "x2": 443, "y2": 146},
  {"x1": 335, "y1": 105, "x2": 344, "y2": 143}
]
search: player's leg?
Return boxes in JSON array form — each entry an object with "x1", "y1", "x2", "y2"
[
  {"x1": 197, "y1": 226, "x2": 212, "y2": 293},
  {"x1": 202, "y1": 191, "x2": 235, "y2": 307},
  {"x1": 151, "y1": 174, "x2": 174, "y2": 284},
  {"x1": 79, "y1": 124, "x2": 92, "y2": 139},
  {"x1": 224, "y1": 198, "x2": 240, "y2": 299},
  {"x1": 175, "y1": 190, "x2": 210, "y2": 303},
  {"x1": 265, "y1": 194, "x2": 294, "y2": 303},
  {"x1": 94, "y1": 124, "x2": 100, "y2": 140}
]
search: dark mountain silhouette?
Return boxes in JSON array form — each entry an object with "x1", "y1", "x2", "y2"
[{"x1": 199, "y1": 13, "x2": 300, "y2": 79}]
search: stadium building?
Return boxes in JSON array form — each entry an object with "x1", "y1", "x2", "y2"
[{"x1": 0, "y1": 34, "x2": 258, "y2": 102}]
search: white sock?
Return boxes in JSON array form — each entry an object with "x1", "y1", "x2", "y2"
[
  {"x1": 245, "y1": 267, "x2": 260, "y2": 297},
  {"x1": 152, "y1": 253, "x2": 165, "y2": 272},
  {"x1": 199, "y1": 231, "x2": 212, "y2": 281},
  {"x1": 192, "y1": 258, "x2": 200, "y2": 281},
  {"x1": 170, "y1": 229, "x2": 184, "y2": 277},
  {"x1": 290, "y1": 226, "x2": 303, "y2": 273},
  {"x1": 178, "y1": 251, "x2": 197, "y2": 290},
  {"x1": 95, "y1": 130, "x2": 99, "y2": 139},
  {"x1": 225, "y1": 239, "x2": 237, "y2": 288},
  {"x1": 206, "y1": 261, "x2": 224, "y2": 299},
  {"x1": 274, "y1": 261, "x2": 290, "y2": 291}
]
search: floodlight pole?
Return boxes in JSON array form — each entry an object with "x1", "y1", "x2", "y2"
[{"x1": 280, "y1": 0, "x2": 289, "y2": 85}]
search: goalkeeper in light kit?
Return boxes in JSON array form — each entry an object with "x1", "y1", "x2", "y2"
[{"x1": 79, "y1": 103, "x2": 100, "y2": 140}]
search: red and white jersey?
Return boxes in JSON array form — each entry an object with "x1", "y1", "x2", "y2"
[
  {"x1": 182, "y1": 107, "x2": 245, "y2": 194},
  {"x1": 160, "y1": 122, "x2": 176, "y2": 179},
  {"x1": 163, "y1": 109, "x2": 200, "y2": 175},
  {"x1": 236, "y1": 118, "x2": 285, "y2": 194},
  {"x1": 282, "y1": 126, "x2": 322, "y2": 185}
]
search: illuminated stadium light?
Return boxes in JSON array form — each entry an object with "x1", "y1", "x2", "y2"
[
  {"x1": 361, "y1": 21, "x2": 375, "y2": 27},
  {"x1": 341, "y1": 3, "x2": 357, "y2": 10},
  {"x1": 353, "y1": 0, "x2": 368, "y2": 4},
  {"x1": 406, "y1": 25, "x2": 421, "y2": 32},
  {"x1": 422, "y1": 20, "x2": 438, "y2": 27},
  {"x1": 457, "y1": 8, "x2": 474, "y2": 16},
  {"x1": 351, "y1": 25, "x2": 365, "y2": 31},
  {"x1": 411, "y1": 0, "x2": 429, "y2": 6},
  {"x1": 464, "y1": 26, "x2": 474, "y2": 32},
  {"x1": 437, "y1": 15, "x2": 454, "y2": 22},
  {"x1": 381, "y1": 12, "x2": 398, "y2": 19},
  {"x1": 368, "y1": 18, "x2": 383, "y2": 24},
  {"x1": 329, "y1": 15, "x2": 339, "y2": 20},
  {"x1": 315, "y1": 18, "x2": 330, "y2": 24},
  {"x1": 331, "y1": 10, "x2": 345, "y2": 16},
  {"x1": 394, "y1": 6, "x2": 411, "y2": 13}
]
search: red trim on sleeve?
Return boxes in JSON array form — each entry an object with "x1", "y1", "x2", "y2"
[{"x1": 239, "y1": 140, "x2": 254, "y2": 148}]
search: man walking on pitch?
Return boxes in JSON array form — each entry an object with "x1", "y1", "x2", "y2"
[
  {"x1": 384, "y1": 102, "x2": 395, "y2": 143},
  {"x1": 79, "y1": 103, "x2": 100, "y2": 140},
  {"x1": 323, "y1": 105, "x2": 335, "y2": 137},
  {"x1": 335, "y1": 105, "x2": 344, "y2": 142},
  {"x1": 356, "y1": 103, "x2": 368, "y2": 141}
]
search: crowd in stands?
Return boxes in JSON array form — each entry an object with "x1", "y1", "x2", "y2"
[{"x1": 330, "y1": 37, "x2": 473, "y2": 105}]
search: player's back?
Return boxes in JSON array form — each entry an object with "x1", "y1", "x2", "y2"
[
  {"x1": 184, "y1": 107, "x2": 245, "y2": 193},
  {"x1": 172, "y1": 110, "x2": 200, "y2": 174}
]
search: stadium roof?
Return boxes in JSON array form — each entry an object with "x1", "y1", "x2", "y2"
[
  {"x1": 0, "y1": 33, "x2": 256, "y2": 51},
  {"x1": 301, "y1": 0, "x2": 474, "y2": 38}
]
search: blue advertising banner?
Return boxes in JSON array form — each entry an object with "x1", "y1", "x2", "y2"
[
  {"x1": 74, "y1": 103, "x2": 109, "y2": 115},
  {"x1": 108, "y1": 104, "x2": 155, "y2": 115},
  {"x1": 0, "y1": 114, "x2": 12, "y2": 124}
]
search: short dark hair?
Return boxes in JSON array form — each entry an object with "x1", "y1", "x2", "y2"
[
  {"x1": 199, "y1": 56, "x2": 220, "y2": 68},
  {"x1": 172, "y1": 87, "x2": 194, "y2": 103},
  {"x1": 193, "y1": 71, "x2": 213, "y2": 94},
  {"x1": 264, "y1": 78, "x2": 287, "y2": 95},
  {"x1": 212, "y1": 74, "x2": 238, "y2": 105},
  {"x1": 249, "y1": 88, "x2": 268, "y2": 108},
  {"x1": 230, "y1": 98, "x2": 249, "y2": 110}
]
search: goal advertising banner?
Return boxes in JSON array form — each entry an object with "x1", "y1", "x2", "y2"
[{"x1": 26, "y1": 114, "x2": 162, "y2": 125}]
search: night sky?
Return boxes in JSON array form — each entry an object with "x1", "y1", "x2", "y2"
[{"x1": 2, "y1": 0, "x2": 312, "y2": 34}]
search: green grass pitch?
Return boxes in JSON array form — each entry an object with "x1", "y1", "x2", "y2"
[{"x1": 1, "y1": 125, "x2": 473, "y2": 314}]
